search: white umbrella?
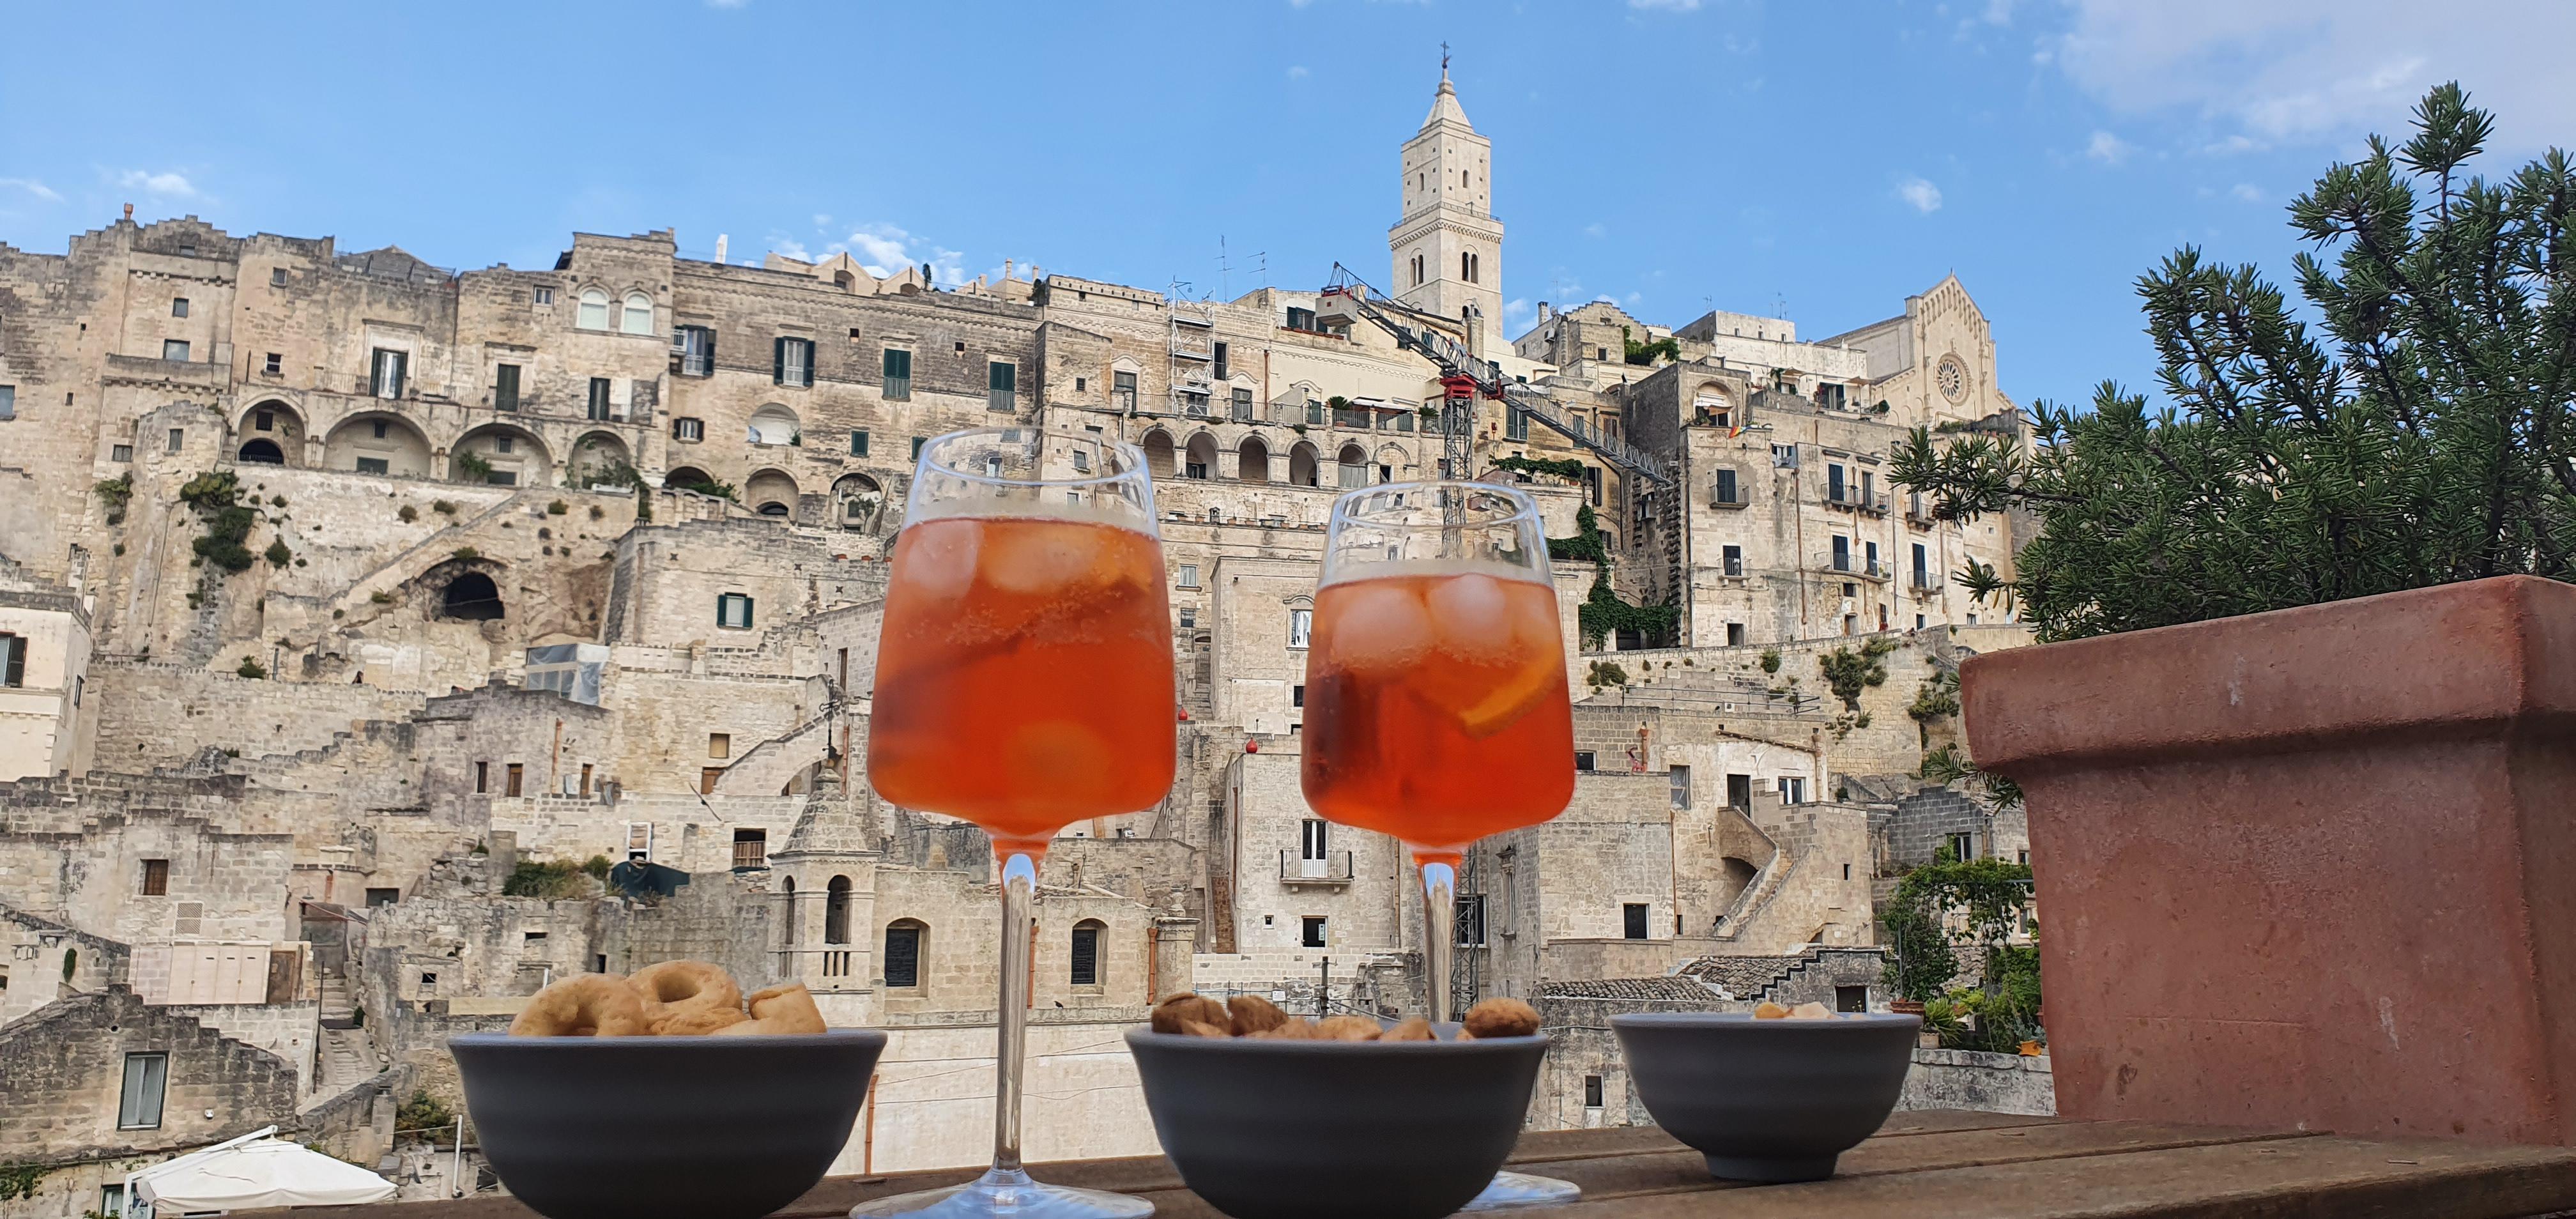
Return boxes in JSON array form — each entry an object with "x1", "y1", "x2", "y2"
[{"x1": 132, "y1": 1135, "x2": 395, "y2": 1213}]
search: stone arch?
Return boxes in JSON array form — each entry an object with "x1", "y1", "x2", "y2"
[
  {"x1": 236, "y1": 438, "x2": 286, "y2": 464},
  {"x1": 746, "y1": 468, "x2": 799, "y2": 518},
  {"x1": 664, "y1": 466, "x2": 720, "y2": 496},
  {"x1": 833, "y1": 473, "x2": 887, "y2": 533},
  {"x1": 440, "y1": 571, "x2": 505, "y2": 621},
  {"x1": 1140, "y1": 428, "x2": 1177, "y2": 479},
  {"x1": 1692, "y1": 384, "x2": 1733, "y2": 427},
  {"x1": 1183, "y1": 432, "x2": 1219, "y2": 480},
  {"x1": 1238, "y1": 434, "x2": 1271, "y2": 483},
  {"x1": 453, "y1": 423, "x2": 551, "y2": 486},
  {"x1": 237, "y1": 400, "x2": 307, "y2": 466},
  {"x1": 569, "y1": 431, "x2": 634, "y2": 489},
  {"x1": 1336, "y1": 443, "x2": 1367, "y2": 489},
  {"x1": 620, "y1": 291, "x2": 654, "y2": 335},
  {"x1": 1374, "y1": 443, "x2": 1408, "y2": 484},
  {"x1": 824, "y1": 876, "x2": 853, "y2": 944},
  {"x1": 749, "y1": 403, "x2": 800, "y2": 448},
  {"x1": 322, "y1": 411, "x2": 432, "y2": 479},
  {"x1": 1070, "y1": 917, "x2": 1107, "y2": 987},
  {"x1": 1287, "y1": 440, "x2": 1320, "y2": 487}
]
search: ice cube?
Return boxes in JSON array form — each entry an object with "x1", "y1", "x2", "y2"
[
  {"x1": 1426, "y1": 572, "x2": 1513, "y2": 661},
  {"x1": 1320, "y1": 580, "x2": 1436, "y2": 671},
  {"x1": 900, "y1": 519, "x2": 981, "y2": 604},
  {"x1": 983, "y1": 521, "x2": 1113, "y2": 597}
]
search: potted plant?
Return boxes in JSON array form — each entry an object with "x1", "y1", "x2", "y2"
[{"x1": 1907, "y1": 86, "x2": 2576, "y2": 1146}]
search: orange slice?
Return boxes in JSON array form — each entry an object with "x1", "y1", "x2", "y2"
[{"x1": 1454, "y1": 652, "x2": 1561, "y2": 738}]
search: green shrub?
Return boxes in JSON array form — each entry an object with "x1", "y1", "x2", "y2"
[
  {"x1": 399, "y1": 504, "x2": 418, "y2": 523},
  {"x1": 547, "y1": 500, "x2": 569, "y2": 516},
  {"x1": 236, "y1": 657, "x2": 268, "y2": 679},
  {"x1": 502, "y1": 859, "x2": 595, "y2": 900},
  {"x1": 264, "y1": 539, "x2": 293, "y2": 566}
]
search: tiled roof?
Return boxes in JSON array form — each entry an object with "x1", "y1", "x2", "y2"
[{"x1": 1537, "y1": 976, "x2": 1726, "y2": 1002}]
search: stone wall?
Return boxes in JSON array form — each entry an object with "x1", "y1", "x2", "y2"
[
  {"x1": 1896, "y1": 1048, "x2": 2055, "y2": 1116},
  {"x1": 0, "y1": 987, "x2": 298, "y2": 1161},
  {"x1": 87, "y1": 661, "x2": 425, "y2": 770}
]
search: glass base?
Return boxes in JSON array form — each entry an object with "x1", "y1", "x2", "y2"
[
  {"x1": 1456, "y1": 1169, "x2": 1581, "y2": 1212},
  {"x1": 848, "y1": 1166, "x2": 1155, "y2": 1219}
]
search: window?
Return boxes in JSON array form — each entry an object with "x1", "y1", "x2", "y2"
[
  {"x1": 371, "y1": 348, "x2": 406, "y2": 398},
  {"x1": 372, "y1": 420, "x2": 388, "y2": 439},
  {"x1": 102, "y1": 1185, "x2": 125, "y2": 1219},
  {"x1": 1300, "y1": 818, "x2": 1330, "y2": 862},
  {"x1": 1411, "y1": 254, "x2": 1424, "y2": 286},
  {"x1": 0, "y1": 634, "x2": 22, "y2": 687},
  {"x1": 1772, "y1": 443, "x2": 1798, "y2": 469},
  {"x1": 261, "y1": 351, "x2": 283, "y2": 376},
  {"x1": 271, "y1": 266, "x2": 290, "y2": 287},
  {"x1": 673, "y1": 417, "x2": 705, "y2": 442},
  {"x1": 1828, "y1": 463, "x2": 1846, "y2": 502},
  {"x1": 732, "y1": 829, "x2": 767, "y2": 870},
  {"x1": 1287, "y1": 305, "x2": 1319, "y2": 332},
  {"x1": 1291, "y1": 683, "x2": 1305, "y2": 708},
  {"x1": 475, "y1": 761, "x2": 489, "y2": 793},
  {"x1": 494, "y1": 363, "x2": 521, "y2": 411},
  {"x1": 1574, "y1": 751, "x2": 1595, "y2": 772},
  {"x1": 1726, "y1": 773, "x2": 1754, "y2": 809},
  {"x1": 1286, "y1": 608, "x2": 1312, "y2": 648},
  {"x1": 0, "y1": 385, "x2": 13, "y2": 420},
  {"x1": 1714, "y1": 467, "x2": 1740, "y2": 505},
  {"x1": 911, "y1": 436, "x2": 925, "y2": 459},
  {"x1": 1584, "y1": 1075, "x2": 1604, "y2": 1108},
  {"x1": 988, "y1": 362, "x2": 1016, "y2": 412},
  {"x1": 1837, "y1": 985, "x2": 1869, "y2": 1013},
  {"x1": 1186, "y1": 458, "x2": 1208, "y2": 480},
  {"x1": 717, "y1": 593, "x2": 755, "y2": 630},
  {"x1": 577, "y1": 289, "x2": 610, "y2": 330},
  {"x1": 1669, "y1": 765, "x2": 1691, "y2": 810},
  {"x1": 495, "y1": 434, "x2": 514, "y2": 455},
  {"x1": 1727, "y1": 623, "x2": 1747, "y2": 646},
  {"x1": 672, "y1": 325, "x2": 714, "y2": 377},
  {"x1": 162, "y1": 339, "x2": 190, "y2": 362},
  {"x1": 1179, "y1": 608, "x2": 1196, "y2": 629},
  {"x1": 141, "y1": 858, "x2": 169, "y2": 896},
  {"x1": 850, "y1": 429, "x2": 870, "y2": 457},
  {"x1": 1623, "y1": 903, "x2": 1650, "y2": 940},
  {"x1": 587, "y1": 377, "x2": 612, "y2": 421},
  {"x1": 1301, "y1": 916, "x2": 1327, "y2": 947},
  {"x1": 1866, "y1": 540, "x2": 1881, "y2": 577},
  {"x1": 1176, "y1": 564, "x2": 1199, "y2": 589},
  {"x1": 1232, "y1": 387, "x2": 1254, "y2": 422},
  {"x1": 1719, "y1": 544, "x2": 1745, "y2": 578},
  {"x1": 883, "y1": 923, "x2": 921, "y2": 988},
  {"x1": 118, "y1": 1053, "x2": 169, "y2": 1130},
  {"x1": 1779, "y1": 776, "x2": 1807, "y2": 804},
  {"x1": 1111, "y1": 370, "x2": 1137, "y2": 411},
  {"x1": 505, "y1": 763, "x2": 524, "y2": 797},
  {"x1": 709, "y1": 733, "x2": 731, "y2": 759},
  {"x1": 580, "y1": 763, "x2": 593, "y2": 797},
  {"x1": 621, "y1": 293, "x2": 653, "y2": 335},
  {"x1": 1070, "y1": 921, "x2": 1103, "y2": 986},
  {"x1": 1212, "y1": 342, "x2": 1230, "y2": 381},
  {"x1": 111, "y1": 444, "x2": 131, "y2": 461},
  {"x1": 356, "y1": 457, "x2": 388, "y2": 475},
  {"x1": 1832, "y1": 535, "x2": 1851, "y2": 572},
  {"x1": 1944, "y1": 832, "x2": 1975, "y2": 862},
  {"x1": 533, "y1": 286, "x2": 555, "y2": 307},
  {"x1": 1912, "y1": 543, "x2": 1930, "y2": 588},
  {"x1": 1504, "y1": 402, "x2": 1528, "y2": 441},
  {"x1": 167, "y1": 427, "x2": 184, "y2": 454},
  {"x1": 1455, "y1": 894, "x2": 1487, "y2": 947},
  {"x1": 775, "y1": 337, "x2": 815, "y2": 387},
  {"x1": 171, "y1": 297, "x2": 190, "y2": 318}
]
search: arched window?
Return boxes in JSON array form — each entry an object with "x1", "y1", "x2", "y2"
[
  {"x1": 441, "y1": 572, "x2": 503, "y2": 621},
  {"x1": 576, "y1": 289, "x2": 610, "y2": 330},
  {"x1": 237, "y1": 439, "x2": 284, "y2": 464},
  {"x1": 1238, "y1": 436, "x2": 1271, "y2": 484},
  {"x1": 620, "y1": 292, "x2": 654, "y2": 335},
  {"x1": 883, "y1": 918, "x2": 925, "y2": 989},
  {"x1": 1070, "y1": 919, "x2": 1105, "y2": 986},
  {"x1": 1337, "y1": 443, "x2": 1367, "y2": 489},
  {"x1": 824, "y1": 876, "x2": 852, "y2": 944},
  {"x1": 1288, "y1": 441, "x2": 1319, "y2": 488},
  {"x1": 1184, "y1": 433, "x2": 1218, "y2": 480},
  {"x1": 1140, "y1": 430, "x2": 1176, "y2": 479}
]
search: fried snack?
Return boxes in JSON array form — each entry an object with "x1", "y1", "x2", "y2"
[
  {"x1": 509, "y1": 974, "x2": 650, "y2": 1037},
  {"x1": 1246, "y1": 1018, "x2": 1319, "y2": 1040},
  {"x1": 627, "y1": 960, "x2": 744, "y2": 1035},
  {"x1": 1461, "y1": 997, "x2": 1541, "y2": 1039},
  {"x1": 1788, "y1": 1001, "x2": 1834, "y2": 1020},
  {"x1": 1150, "y1": 992, "x2": 1230, "y2": 1034},
  {"x1": 1228, "y1": 994, "x2": 1290, "y2": 1036},
  {"x1": 1752, "y1": 1001, "x2": 1792, "y2": 1019},
  {"x1": 1314, "y1": 1016, "x2": 1383, "y2": 1041},
  {"x1": 1381, "y1": 1016, "x2": 1436, "y2": 1042},
  {"x1": 712, "y1": 983, "x2": 827, "y2": 1036},
  {"x1": 1177, "y1": 1019, "x2": 1233, "y2": 1038}
]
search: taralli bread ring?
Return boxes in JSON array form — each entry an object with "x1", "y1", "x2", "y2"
[
  {"x1": 509, "y1": 974, "x2": 649, "y2": 1038},
  {"x1": 713, "y1": 983, "x2": 827, "y2": 1036},
  {"x1": 627, "y1": 960, "x2": 744, "y2": 1034},
  {"x1": 656, "y1": 1005, "x2": 751, "y2": 1036}
]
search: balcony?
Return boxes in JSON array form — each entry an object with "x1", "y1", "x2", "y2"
[
  {"x1": 1709, "y1": 490, "x2": 1750, "y2": 510},
  {"x1": 1279, "y1": 849, "x2": 1355, "y2": 889},
  {"x1": 1825, "y1": 489, "x2": 1891, "y2": 515}
]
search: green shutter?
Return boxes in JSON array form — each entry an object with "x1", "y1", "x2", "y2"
[
  {"x1": 851, "y1": 430, "x2": 869, "y2": 456},
  {"x1": 990, "y1": 362, "x2": 1015, "y2": 392},
  {"x1": 742, "y1": 596, "x2": 754, "y2": 629},
  {"x1": 774, "y1": 338, "x2": 786, "y2": 384}
]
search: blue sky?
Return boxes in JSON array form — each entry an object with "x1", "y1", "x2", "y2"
[{"x1": 3, "y1": 1, "x2": 2566, "y2": 411}]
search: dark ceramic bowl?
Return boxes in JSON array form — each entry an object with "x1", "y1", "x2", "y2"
[
  {"x1": 1612, "y1": 1012, "x2": 1919, "y2": 1183},
  {"x1": 1126, "y1": 1029, "x2": 1547, "y2": 1219},
  {"x1": 450, "y1": 1030, "x2": 886, "y2": 1219}
]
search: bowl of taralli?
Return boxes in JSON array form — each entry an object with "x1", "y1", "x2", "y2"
[
  {"x1": 449, "y1": 961, "x2": 885, "y2": 1219},
  {"x1": 1612, "y1": 1003, "x2": 1922, "y2": 1184},
  {"x1": 1126, "y1": 993, "x2": 1549, "y2": 1219}
]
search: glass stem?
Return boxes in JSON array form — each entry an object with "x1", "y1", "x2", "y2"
[
  {"x1": 992, "y1": 848, "x2": 1038, "y2": 1174},
  {"x1": 1420, "y1": 855, "x2": 1456, "y2": 1024}
]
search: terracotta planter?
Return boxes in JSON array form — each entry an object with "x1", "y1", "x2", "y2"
[{"x1": 1963, "y1": 575, "x2": 2576, "y2": 1144}]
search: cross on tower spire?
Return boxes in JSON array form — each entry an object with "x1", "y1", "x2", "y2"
[{"x1": 1441, "y1": 42, "x2": 1450, "y2": 79}]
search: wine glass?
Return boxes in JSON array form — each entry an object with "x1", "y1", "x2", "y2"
[
  {"x1": 857, "y1": 427, "x2": 1172, "y2": 1219},
  {"x1": 1300, "y1": 480, "x2": 1581, "y2": 1211}
]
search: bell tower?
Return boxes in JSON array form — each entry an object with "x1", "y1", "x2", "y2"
[{"x1": 1390, "y1": 48, "x2": 1506, "y2": 350}]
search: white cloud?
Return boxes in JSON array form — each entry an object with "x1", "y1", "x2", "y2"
[
  {"x1": 1897, "y1": 177, "x2": 1943, "y2": 213},
  {"x1": 2228, "y1": 182, "x2": 2264, "y2": 202},
  {"x1": 705, "y1": 0, "x2": 747, "y2": 8},
  {"x1": 0, "y1": 178, "x2": 61, "y2": 202},
  {"x1": 1582, "y1": 222, "x2": 1606, "y2": 238},
  {"x1": 1503, "y1": 298, "x2": 1535, "y2": 325},
  {"x1": 769, "y1": 237, "x2": 811, "y2": 261},
  {"x1": 831, "y1": 222, "x2": 969, "y2": 286},
  {"x1": 812, "y1": 213, "x2": 832, "y2": 228},
  {"x1": 1629, "y1": 0, "x2": 1701, "y2": 10},
  {"x1": 2046, "y1": 0, "x2": 2576, "y2": 151},
  {"x1": 1286, "y1": 65, "x2": 1309, "y2": 80},
  {"x1": 1982, "y1": 0, "x2": 2019, "y2": 23},
  {"x1": 2083, "y1": 130, "x2": 2132, "y2": 164},
  {"x1": 118, "y1": 169, "x2": 196, "y2": 198}
]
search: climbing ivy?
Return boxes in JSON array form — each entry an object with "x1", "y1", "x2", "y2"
[
  {"x1": 0, "y1": 1163, "x2": 52, "y2": 1202},
  {"x1": 1620, "y1": 325, "x2": 1680, "y2": 366},
  {"x1": 1547, "y1": 507, "x2": 1678, "y2": 647},
  {"x1": 1494, "y1": 454, "x2": 1586, "y2": 482}
]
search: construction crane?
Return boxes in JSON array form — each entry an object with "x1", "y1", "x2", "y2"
[{"x1": 1317, "y1": 264, "x2": 1674, "y2": 487}]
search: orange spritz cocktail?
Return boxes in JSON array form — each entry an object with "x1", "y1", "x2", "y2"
[
  {"x1": 868, "y1": 512, "x2": 1176, "y2": 852},
  {"x1": 1301, "y1": 563, "x2": 1574, "y2": 862}
]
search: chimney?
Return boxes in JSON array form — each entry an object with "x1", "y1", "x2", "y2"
[
  {"x1": 1004, "y1": 259, "x2": 1014, "y2": 282},
  {"x1": 714, "y1": 234, "x2": 728, "y2": 263},
  {"x1": 123, "y1": 203, "x2": 134, "y2": 221},
  {"x1": 1536, "y1": 301, "x2": 1553, "y2": 325}
]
